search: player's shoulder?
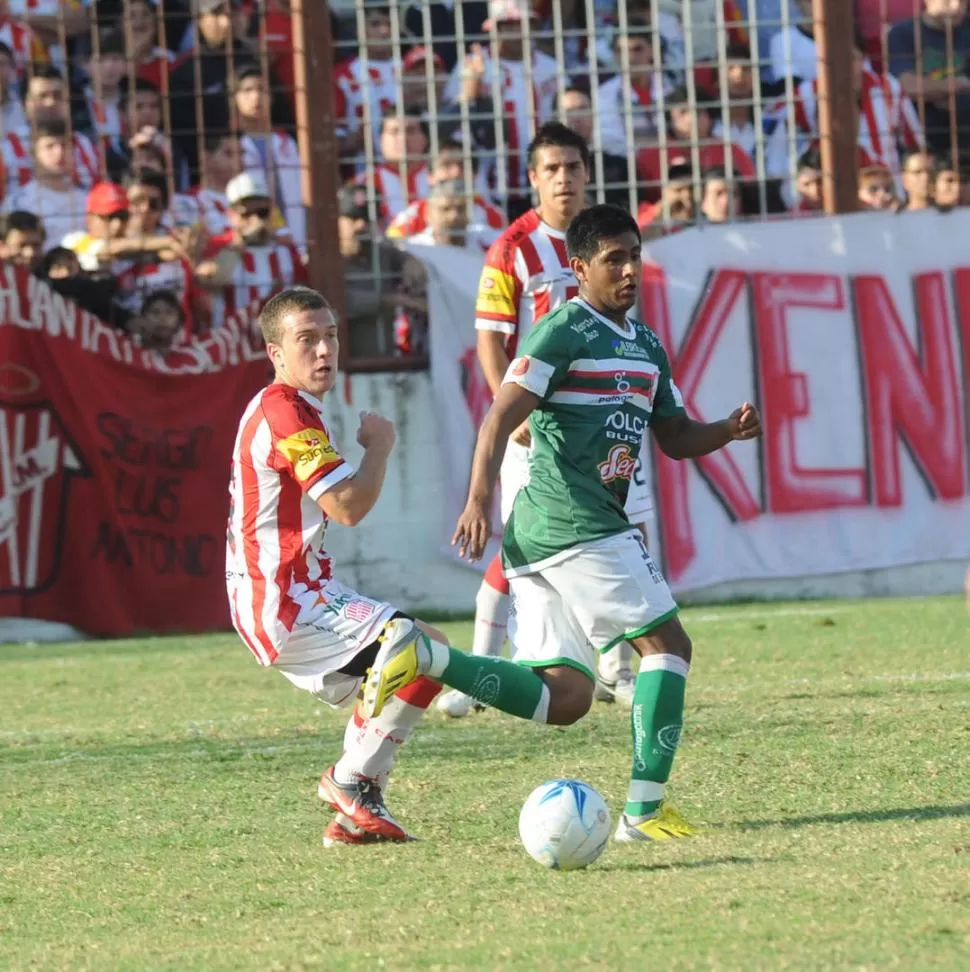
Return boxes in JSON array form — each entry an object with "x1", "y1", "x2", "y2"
[
  {"x1": 627, "y1": 318, "x2": 669, "y2": 358},
  {"x1": 258, "y1": 383, "x2": 323, "y2": 427},
  {"x1": 483, "y1": 209, "x2": 541, "y2": 268},
  {"x1": 525, "y1": 299, "x2": 587, "y2": 345}
]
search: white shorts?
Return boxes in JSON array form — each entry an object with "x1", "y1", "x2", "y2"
[
  {"x1": 507, "y1": 530, "x2": 678, "y2": 680},
  {"x1": 501, "y1": 443, "x2": 653, "y2": 526},
  {"x1": 271, "y1": 578, "x2": 397, "y2": 708}
]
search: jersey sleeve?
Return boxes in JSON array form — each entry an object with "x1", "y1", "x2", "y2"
[
  {"x1": 474, "y1": 237, "x2": 522, "y2": 335},
  {"x1": 651, "y1": 344, "x2": 687, "y2": 421},
  {"x1": 503, "y1": 319, "x2": 575, "y2": 400},
  {"x1": 262, "y1": 391, "x2": 354, "y2": 501}
]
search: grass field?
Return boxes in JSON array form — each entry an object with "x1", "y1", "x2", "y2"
[{"x1": 1, "y1": 597, "x2": 969, "y2": 971}]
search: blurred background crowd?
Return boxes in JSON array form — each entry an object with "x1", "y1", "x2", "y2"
[{"x1": 0, "y1": 0, "x2": 967, "y2": 359}]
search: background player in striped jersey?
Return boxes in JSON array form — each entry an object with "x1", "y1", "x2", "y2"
[{"x1": 437, "y1": 121, "x2": 649, "y2": 717}]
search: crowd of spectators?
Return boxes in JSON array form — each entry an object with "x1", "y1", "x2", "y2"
[{"x1": 1, "y1": 1, "x2": 969, "y2": 357}]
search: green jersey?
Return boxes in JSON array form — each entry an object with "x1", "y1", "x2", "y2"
[{"x1": 502, "y1": 297, "x2": 685, "y2": 576}]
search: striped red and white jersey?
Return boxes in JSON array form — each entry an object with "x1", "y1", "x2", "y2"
[
  {"x1": 332, "y1": 56, "x2": 398, "y2": 147},
  {"x1": 171, "y1": 186, "x2": 232, "y2": 235},
  {"x1": 445, "y1": 52, "x2": 558, "y2": 192},
  {"x1": 387, "y1": 194, "x2": 506, "y2": 242},
  {"x1": 0, "y1": 16, "x2": 47, "y2": 76},
  {"x1": 207, "y1": 234, "x2": 307, "y2": 329},
  {"x1": 474, "y1": 208, "x2": 578, "y2": 356},
  {"x1": 357, "y1": 163, "x2": 431, "y2": 223},
  {"x1": 227, "y1": 384, "x2": 354, "y2": 665},
  {"x1": 0, "y1": 129, "x2": 101, "y2": 199},
  {"x1": 765, "y1": 69, "x2": 923, "y2": 182}
]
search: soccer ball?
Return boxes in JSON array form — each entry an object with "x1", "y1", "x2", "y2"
[{"x1": 518, "y1": 779, "x2": 612, "y2": 871}]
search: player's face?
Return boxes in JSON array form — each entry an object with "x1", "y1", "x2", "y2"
[
  {"x1": 572, "y1": 230, "x2": 641, "y2": 316},
  {"x1": 269, "y1": 307, "x2": 340, "y2": 397},
  {"x1": 529, "y1": 145, "x2": 588, "y2": 222}
]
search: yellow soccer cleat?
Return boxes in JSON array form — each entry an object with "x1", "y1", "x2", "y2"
[
  {"x1": 361, "y1": 618, "x2": 423, "y2": 718},
  {"x1": 614, "y1": 801, "x2": 700, "y2": 842}
]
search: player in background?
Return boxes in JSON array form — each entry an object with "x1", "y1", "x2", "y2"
[
  {"x1": 363, "y1": 205, "x2": 761, "y2": 841},
  {"x1": 436, "y1": 121, "x2": 646, "y2": 717}
]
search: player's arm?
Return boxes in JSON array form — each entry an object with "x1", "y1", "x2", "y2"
[
  {"x1": 475, "y1": 244, "x2": 522, "y2": 395},
  {"x1": 452, "y1": 382, "x2": 539, "y2": 560},
  {"x1": 652, "y1": 405, "x2": 761, "y2": 459},
  {"x1": 317, "y1": 412, "x2": 395, "y2": 527}
]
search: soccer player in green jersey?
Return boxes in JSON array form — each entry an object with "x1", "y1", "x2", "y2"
[{"x1": 362, "y1": 203, "x2": 761, "y2": 841}]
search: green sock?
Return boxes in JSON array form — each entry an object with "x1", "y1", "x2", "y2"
[
  {"x1": 426, "y1": 639, "x2": 549, "y2": 722},
  {"x1": 624, "y1": 655, "x2": 690, "y2": 819}
]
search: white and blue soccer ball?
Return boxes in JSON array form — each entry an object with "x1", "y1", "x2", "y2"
[{"x1": 518, "y1": 779, "x2": 612, "y2": 871}]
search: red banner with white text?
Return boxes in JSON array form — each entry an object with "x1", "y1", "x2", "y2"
[
  {"x1": 419, "y1": 211, "x2": 970, "y2": 593},
  {"x1": 0, "y1": 266, "x2": 270, "y2": 636}
]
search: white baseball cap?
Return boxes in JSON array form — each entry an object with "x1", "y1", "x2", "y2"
[{"x1": 226, "y1": 170, "x2": 271, "y2": 205}]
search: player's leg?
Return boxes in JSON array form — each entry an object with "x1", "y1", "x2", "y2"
[
  {"x1": 437, "y1": 554, "x2": 509, "y2": 717},
  {"x1": 541, "y1": 530, "x2": 698, "y2": 842}
]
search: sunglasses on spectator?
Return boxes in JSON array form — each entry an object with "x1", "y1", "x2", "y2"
[
  {"x1": 102, "y1": 210, "x2": 130, "y2": 221},
  {"x1": 238, "y1": 205, "x2": 271, "y2": 219}
]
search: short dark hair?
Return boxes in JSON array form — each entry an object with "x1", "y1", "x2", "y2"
[
  {"x1": 436, "y1": 138, "x2": 479, "y2": 173},
  {"x1": 527, "y1": 121, "x2": 590, "y2": 172},
  {"x1": 32, "y1": 117, "x2": 67, "y2": 143},
  {"x1": 141, "y1": 288, "x2": 183, "y2": 317},
  {"x1": 797, "y1": 146, "x2": 822, "y2": 172},
  {"x1": 935, "y1": 155, "x2": 959, "y2": 175},
  {"x1": 23, "y1": 65, "x2": 64, "y2": 105},
  {"x1": 703, "y1": 166, "x2": 729, "y2": 184},
  {"x1": 124, "y1": 166, "x2": 169, "y2": 207},
  {"x1": 94, "y1": 28, "x2": 126, "y2": 58},
  {"x1": 553, "y1": 86, "x2": 590, "y2": 115},
  {"x1": 726, "y1": 42, "x2": 751, "y2": 61},
  {"x1": 232, "y1": 61, "x2": 264, "y2": 90},
  {"x1": 1, "y1": 210, "x2": 43, "y2": 239},
  {"x1": 39, "y1": 246, "x2": 78, "y2": 277},
  {"x1": 203, "y1": 129, "x2": 239, "y2": 154},
  {"x1": 259, "y1": 286, "x2": 334, "y2": 346},
  {"x1": 566, "y1": 204, "x2": 640, "y2": 263}
]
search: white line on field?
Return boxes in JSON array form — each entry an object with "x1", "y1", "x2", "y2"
[{"x1": 684, "y1": 606, "x2": 850, "y2": 623}]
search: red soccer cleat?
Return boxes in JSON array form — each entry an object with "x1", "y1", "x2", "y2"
[
  {"x1": 318, "y1": 766, "x2": 410, "y2": 841},
  {"x1": 323, "y1": 813, "x2": 386, "y2": 848}
]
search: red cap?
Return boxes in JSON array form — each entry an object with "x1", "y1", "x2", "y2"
[
  {"x1": 402, "y1": 46, "x2": 445, "y2": 72},
  {"x1": 87, "y1": 181, "x2": 129, "y2": 216}
]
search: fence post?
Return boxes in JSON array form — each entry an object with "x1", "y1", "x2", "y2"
[
  {"x1": 291, "y1": 1, "x2": 346, "y2": 325},
  {"x1": 813, "y1": 0, "x2": 859, "y2": 214}
]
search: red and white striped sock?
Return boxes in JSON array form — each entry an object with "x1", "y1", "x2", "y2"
[
  {"x1": 472, "y1": 554, "x2": 510, "y2": 659},
  {"x1": 333, "y1": 676, "x2": 441, "y2": 791}
]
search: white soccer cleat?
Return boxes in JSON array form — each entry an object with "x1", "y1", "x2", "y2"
[
  {"x1": 612, "y1": 674, "x2": 636, "y2": 708},
  {"x1": 436, "y1": 688, "x2": 485, "y2": 718}
]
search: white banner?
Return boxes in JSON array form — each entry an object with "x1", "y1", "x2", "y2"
[{"x1": 413, "y1": 211, "x2": 970, "y2": 594}]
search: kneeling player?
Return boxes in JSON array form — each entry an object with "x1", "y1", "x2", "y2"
[{"x1": 362, "y1": 206, "x2": 762, "y2": 841}]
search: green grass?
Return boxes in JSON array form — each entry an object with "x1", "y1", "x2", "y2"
[{"x1": 1, "y1": 598, "x2": 969, "y2": 971}]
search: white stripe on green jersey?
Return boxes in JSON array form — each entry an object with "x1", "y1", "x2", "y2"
[{"x1": 501, "y1": 297, "x2": 685, "y2": 576}]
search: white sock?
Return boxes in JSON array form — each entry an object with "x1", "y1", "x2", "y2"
[
  {"x1": 333, "y1": 678, "x2": 439, "y2": 787},
  {"x1": 472, "y1": 581, "x2": 509, "y2": 658}
]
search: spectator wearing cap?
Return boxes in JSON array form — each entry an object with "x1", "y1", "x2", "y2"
[
  {"x1": 400, "y1": 47, "x2": 449, "y2": 119},
  {"x1": 195, "y1": 170, "x2": 306, "y2": 330},
  {"x1": 1, "y1": 68, "x2": 101, "y2": 199},
  {"x1": 2, "y1": 118, "x2": 88, "y2": 244},
  {"x1": 387, "y1": 141, "x2": 506, "y2": 243},
  {"x1": 888, "y1": 0, "x2": 970, "y2": 153},
  {"x1": 337, "y1": 181, "x2": 428, "y2": 359},
  {"x1": 333, "y1": 4, "x2": 400, "y2": 164},
  {"x1": 900, "y1": 149, "x2": 937, "y2": 211},
  {"x1": 234, "y1": 63, "x2": 305, "y2": 250},
  {"x1": 596, "y1": 17, "x2": 670, "y2": 157},
  {"x1": 169, "y1": 0, "x2": 292, "y2": 182},
  {"x1": 357, "y1": 106, "x2": 430, "y2": 224},
  {"x1": 637, "y1": 158, "x2": 695, "y2": 239},
  {"x1": 0, "y1": 209, "x2": 44, "y2": 272},
  {"x1": 0, "y1": 41, "x2": 26, "y2": 133},
  {"x1": 636, "y1": 87, "x2": 755, "y2": 203},
  {"x1": 444, "y1": 0, "x2": 559, "y2": 218},
  {"x1": 62, "y1": 180, "x2": 133, "y2": 270},
  {"x1": 858, "y1": 162, "x2": 897, "y2": 211}
]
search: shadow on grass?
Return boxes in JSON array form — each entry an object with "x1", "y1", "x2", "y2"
[
  {"x1": 0, "y1": 634, "x2": 238, "y2": 664},
  {"x1": 596, "y1": 854, "x2": 762, "y2": 873},
  {"x1": 738, "y1": 804, "x2": 970, "y2": 830}
]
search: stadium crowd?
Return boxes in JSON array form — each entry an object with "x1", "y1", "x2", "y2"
[{"x1": 0, "y1": 0, "x2": 968, "y2": 356}]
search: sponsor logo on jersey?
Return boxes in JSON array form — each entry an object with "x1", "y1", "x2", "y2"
[
  {"x1": 476, "y1": 266, "x2": 516, "y2": 316},
  {"x1": 512, "y1": 357, "x2": 530, "y2": 377},
  {"x1": 604, "y1": 410, "x2": 645, "y2": 444},
  {"x1": 611, "y1": 338, "x2": 651, "y2": 359},
  {"x1": 597, "y1": 443, "x2": 637, "y2": 485},
  {"x1": 277, "y1": 428, "x2": 340, "y2": 482}
]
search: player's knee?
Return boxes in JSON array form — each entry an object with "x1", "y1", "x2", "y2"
[
  {"x1": 545, "y1": 679, "x2": 594, "y2": 725},
  {"x1": 635, "y1": 617, "x2": 693, "y2": 666},
  {"x1": 413, "y1": 618, "x2": 448, "y2": 645}
]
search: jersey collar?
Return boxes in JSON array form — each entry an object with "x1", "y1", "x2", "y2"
[{"x1": 572, "y1": 296, "x2": 636, "y2": 338}]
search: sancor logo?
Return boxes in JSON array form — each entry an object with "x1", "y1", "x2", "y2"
[
  {"x1": 512, "y1": 357, "x2": 530, "y2": 377},
  {"x1": 598, "y1": 443, "x2": 637, "y2": 485}
]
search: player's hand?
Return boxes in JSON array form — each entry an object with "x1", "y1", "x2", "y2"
[
  {"x1": 726, "y1": 402, "x2": 762, "y2": 441},
  {"x1": 452, "y1": 498, "x2": 491, "y2": 562},
  {"x1": 357, "y1": 411, "x2": 396, "y2": 455},
  {"x1": 510, "y1": 421, "x2": 532, "y2": 447}
]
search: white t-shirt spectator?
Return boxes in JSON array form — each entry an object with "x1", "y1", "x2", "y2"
[
  {"x1": 4, "y1": 180, "x2": 87, "y2": 246},
  {"x1": 770, "y1": 24, "x2": 818, "y2": 84}
]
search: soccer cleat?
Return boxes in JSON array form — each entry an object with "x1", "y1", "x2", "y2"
[
  {"x1": 436, "y1": 688, "x2": 486, "y2": 718},
  {"x1": 318, "y1": 766, "x2": 410, "y2": 841},
  {"x1": 612, "y1": 673, "x2": 636, "y2": 708},
  {"x1": 614, "y1": 802, "x2": 700, "y2": 842},
  {"x1": 594, "y1": 677, "x2": 616, "y2": 704},
  {"x1": 361, "y1": 617, "x2": 423, "y2": 719},
  {"x1": 323, "y1": 813, "x2": 385, "y2": 848}
]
